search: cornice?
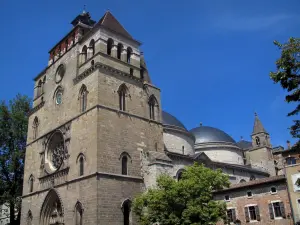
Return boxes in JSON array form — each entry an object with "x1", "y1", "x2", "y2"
[
  {"x1": 28, "y1": 100, "x2": 45, "y2": 116},
  {"x1": 74, "y1": 60, "x2": 142, "y2": 85}
]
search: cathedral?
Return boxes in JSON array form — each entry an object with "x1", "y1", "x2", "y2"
[{"x1": 21, "y1": 10, "x2": 291, "y2": 225}]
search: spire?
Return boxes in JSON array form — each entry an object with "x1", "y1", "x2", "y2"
[
  {"x1": 98, "y1": 11, "x2": 133, "y2": 39},
  {"x1": 252, "y1": 112, "x2": 268, "y2": 135}
]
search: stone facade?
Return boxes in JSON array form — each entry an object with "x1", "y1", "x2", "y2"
[{"x1": 21, "y1": 9, "x2": 295, "y2": 225}]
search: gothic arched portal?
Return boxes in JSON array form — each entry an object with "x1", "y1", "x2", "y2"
[{"x1": 40, "y1": 189, "x2": 64, "y2": 225}]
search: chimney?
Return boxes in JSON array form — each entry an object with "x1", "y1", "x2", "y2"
[
  {"x1": 200, "y1": 122, "x2": 202, "y2": 126},
  {"x1": 287, "y1": 140, "x2": 291, "y2": 149},
  {"x1": 240, "y1": 136, "x2": 243, "y2": 140}
]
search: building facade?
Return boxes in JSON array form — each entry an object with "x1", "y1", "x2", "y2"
[
  {"x1": 273, "y1": 146, "x2": 300, "y2": 223},
  {"x1": 21, "y1": 10, "x2": 295, "y2": 225}
]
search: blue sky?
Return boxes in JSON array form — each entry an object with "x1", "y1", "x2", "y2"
[{"x1": 1, "y1": 0, "x2": 299, "y2": 147}]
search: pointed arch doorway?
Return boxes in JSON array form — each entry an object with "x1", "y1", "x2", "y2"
[{"x1": 40, "y1": 189, "x2": 64, "y2": 225}]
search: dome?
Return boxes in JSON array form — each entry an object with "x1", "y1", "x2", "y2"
[
  {"x1": 190, "y1": 126, "x2": 236, "y2": 144},
  {"x1": 162, "y1": 111, "x2": 187, "y2": 131}
]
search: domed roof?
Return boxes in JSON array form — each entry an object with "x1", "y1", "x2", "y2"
[
  {"x1": 162, "y1": 111, "x2": 187, "y2": 131},
  {"x1": 190, "y1": 126, "x2": 236, "y2": 144}
]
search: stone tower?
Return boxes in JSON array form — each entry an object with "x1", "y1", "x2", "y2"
[
  {"x1": 21, "y1": 11, "x2": 164, "y2": 225},
  {"x1": 245, "y1": 113, "x2": 276, "y2": 176}
]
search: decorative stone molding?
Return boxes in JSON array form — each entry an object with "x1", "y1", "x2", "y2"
[
  {"x1": 28, "y1": 100, "x2": 45, "y2": 116},
  {"x1": 39, "y1": 167, "x2": 69, "y2": 189},
  {"x1": 73, "y1": 61, "x2": 142, "y2": 85},
  {"x1": 40, "y1": 122, "x2": 71, "y2": 178}
]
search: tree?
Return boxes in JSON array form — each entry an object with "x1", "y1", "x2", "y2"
[
  {"x1": 0, "y1": 94, "x2": 31, "y2": 225},
  {"x1": 133, "y1": 163, "x2": 230, "y2": 225},
  {"x1": 270, "y1": 37, "x2": 300, "y2": 149}
]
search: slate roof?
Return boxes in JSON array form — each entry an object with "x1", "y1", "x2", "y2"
[
  {"x1": 252, "y1": 113, "x2": 268, "y2": 134},
  {"x1": 162, "y1": 111, "x2": 187, "y2": 131},
  {"x1": 236, "y1": 140, "x2": 253, "y2": 150},
  {"x1": 98, "y1": 11, "x2": 133, "y2": 40}
]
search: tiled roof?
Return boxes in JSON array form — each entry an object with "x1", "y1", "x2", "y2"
[
  {"x1": 98, "y1": 11, "x2": 133, "y2": 40},
  {"x1": 216, "y1": 175, "x2": 285, "y2": 192}
]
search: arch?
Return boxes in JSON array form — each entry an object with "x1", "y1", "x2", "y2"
[
  {"x1": 107, "y1": 38, "x2": 114, "y2": 55},
  {"x1": 32, "y1": 116, "x2": 39, "y2": 139},
  {"x1": 74, "y1": 201, "x2": 83, "y2": 225},
  {"x1": 117, "y1": 43, "x2": 123, "y2": 60},
  {"x1": 176, "y1": 169, "x2": 185, "y2": 181},
  {"x1": 76, "y1": 153, "x2": 86, "y2": 176},
  {"x1": 40, "y1": 189, "x2": 64, "y2": 225},
  {"x1": 53, "y1": 86, "x2": 64, "y2": 105},
  {"x1": 55, "y1": 64, "x2": 65, "y2": 84},
  {"x1": 89, "y1": 39, "x2": 95, "y2": 56},
  {"x1": 26, "y1": 210, "x2": 33, "y2": 225},
  {"x1": 148, "y1": 95, "x2": 159, "y2": 120},
  {"x1": 255, "y1": 136, "x2": 260, "y2": 146},
  {"x1": 42, "y1": 76, "x2": 46, "y2": 93},
  {"x1": 119, "y1": 152, "x2": 132, "y2": 176},
  {"x1": 37, "y1": 80, "x2": 43, "y2": 96},
  {"x1": 118, "y1": 84, "x2": 129, "y2": 111},
  {"x1": 28, "y1": 174, "x2": 34, "y2": 193},
  {"x1": 121, "y1": 199, "x2": 132, "y2": 225},
  {"x1": 250, "y1": 175, "x2": 256, "y2": 181},
  {"x1": 44, "y1": 131, "x2": 65, "y2": 173},
  {"x1": 240, "y1": 179, "x2": 246, "y2": 183},
  {"x1": 81, "y1": 45, "x2": 88, "y2": 63},
  {"x1": 126, "y1": 47, "x2": 132, "y2": 63},
  {"x1": 78, "y1": 84, "x2": 88, "y2": 112}
]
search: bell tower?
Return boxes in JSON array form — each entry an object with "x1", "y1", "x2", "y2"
[
  {"x1": 251, "y1": 112, "x2": 271, "y2": 148},
  {"x1": 245, "y1": 113, "x2": 275, "y2": 176}
]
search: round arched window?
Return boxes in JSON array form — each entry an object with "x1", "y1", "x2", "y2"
[
  {"x1": 55, "y1": 64, "x2": 65, "y2": 83},
  {"x1": 55, "y1": 90, "x2": 63, "y2": 105},
  {"x1": 45, "y1": 132, "x2": 65, "y2": 172}
]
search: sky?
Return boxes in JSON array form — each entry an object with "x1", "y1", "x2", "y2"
[{"x1": 0, "y1": 0, "x2": 299, "y2": 147}]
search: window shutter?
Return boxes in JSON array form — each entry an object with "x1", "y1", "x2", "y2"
[
  {"x1": 279, "y1": 202, "x2": 286, "y2": 218},
  {"x1": 255, "y1": 206, "x2": 260, "y2": 221},
  {"x1": 269, "y1": 203, "x2": 274, "y2": 219},
  {"x1": 244, "y1": 207, "x2": 250, "y2": 222},
  {"x1": 232, "y1": 209, "x2": 236, "y2": 222}
]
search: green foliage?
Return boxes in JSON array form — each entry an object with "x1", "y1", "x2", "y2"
[
  {"x1": 0, "y1": 94, "x2": 31, "y2": 225},
  {"x1": 270, "y1": 37, "x2": 300, "y2": 149},
  {"x1": 133, "y1": 163, "x2": 230, "y2": 225}
]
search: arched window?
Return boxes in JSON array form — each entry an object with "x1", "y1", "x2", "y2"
[
  {"x1": 65, "y1": 39, "x2": 68, "y2": 51},
  {"x1": 240, "y1": 179, "x2": 246, "y2": 183},
  {"x1": 79, "y1": 85, "x2": 88, "y2": 112},
  {"x1": 176, "y1": 169, "x2": 184, "y2": 181},
  {"x1": 107, "y1": 38, "x2": 114, "y2": 56},
  {"x1": 33, "y1": 116, "x2": 39, "y2": 139},
  {"x1": 118, "y1": 84, "x2": 128, "y2": 111},
  {"x1": 182, "y1": 146, "x2": 185, "y2": 154},
  {"x1": 122, "y1": 199, "x2": 131, "y2": 225},
  {"x1": 89, "y1": 39, "x2": 95, "y2": 57},
  {"x1": 26, "y1": 210, "x2": 33, "y2": 225},
  {"x1": 255, "y1": 137, "x2": 260, "y2": 146},
  {"x1": 250, "y1": 175, "x2": 256, "y2": 181},
  {"x1": 117, "y1": 43, "x2": 123, "y2": 60},
  {"x1": 29, "y1": 175, "x2": 34, "y2": 193},
  {"x1": 75, "y1": 202, "x2": 83, "y2": 225},
  {"x1": 79, "y1": 157, "x2": 84, "y2": 176},
  {"x1": 122, "y1": 156, "x2": 128, "y2": 175},
  {"x1": 37, "y1": 80, "x2": 42, "y2": 96},
  {"x1": 81, "y1": 45, "x2": 87, "y2": 63},
  {"x1": 148, "y1": 95, "x2": 158, "y2": 120},
  {"x1": 42, "y1": 76, "x2": 46, "y2": 93},
  {"x1": 126, "y1": 47, "x2": 132, "y2": 63}
]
